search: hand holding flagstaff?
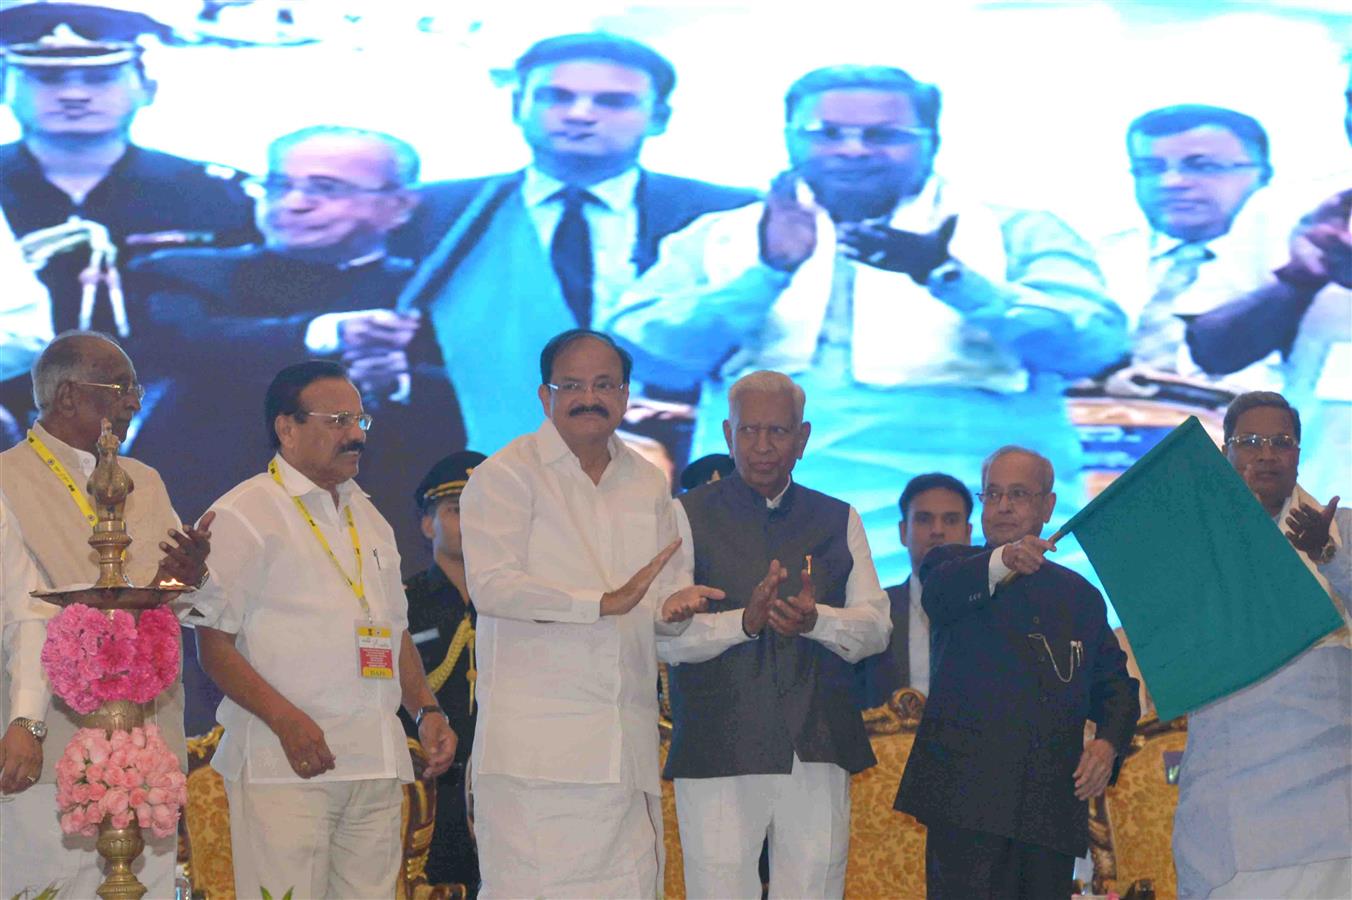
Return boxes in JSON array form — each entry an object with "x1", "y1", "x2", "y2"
[{"x1": 1000, "y1": 534, "x2": 1059, "y2": 577}]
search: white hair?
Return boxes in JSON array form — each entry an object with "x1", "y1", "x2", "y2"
[
  {"x1": 980, "y1": 445, "x2": 1055, "y2": 493},
  {"x1": 31, "y1": 331, "x2": 123, "y2": 413},
  {"x1": 727, "y1": 370, "x2": 806, "y2": 424}
]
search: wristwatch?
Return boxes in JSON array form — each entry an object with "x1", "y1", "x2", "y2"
[
  {"x1": 11, "y1": 717, "x2": 47, "y2": 743},
  {"x1": 414, "y1": 705, "x2": 448, "y2": 727}
]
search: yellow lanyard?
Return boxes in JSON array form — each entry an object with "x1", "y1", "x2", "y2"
[
  {"x1": 26, "y1": 430, "x2": 98, "y2": 526},
  {"x1": 269, "y1": 459, "x2": 369, "y2": 620}
]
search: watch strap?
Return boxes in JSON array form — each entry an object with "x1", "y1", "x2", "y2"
[{"x1": 414, "y1": 704, "x2": 447, "y2": 726}]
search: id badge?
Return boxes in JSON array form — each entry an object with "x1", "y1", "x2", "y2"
[{"x1": 356, "y1": 620, "x2": 395, "y2": 679}]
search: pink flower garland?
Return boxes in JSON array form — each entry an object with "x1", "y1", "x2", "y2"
[
  {"x1": 55, "y1": 725, "x2": 187, "y2": 838},
  {"x1": 41, "y1": 604, "x2": 180, "y2": 714}
]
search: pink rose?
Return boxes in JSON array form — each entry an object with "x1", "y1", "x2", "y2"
[
  {"x1": 100, "y1": 787, "x2": 129, "y2": 815},
  {"x1": 110, "y1": 809, "x2": 133, "y2": 829},
  {"x1": 86, "y1": 763, "x2": 105, "y2": 783},
  {"x1": 128, "y1": 787, "x2": 147, "y2": 806},
  {"x1": 150, "y1": 803, "x2": 178, "y2": 837},
  {"x1": 145, "y1": 787, "x2": 167, "y2": 806},
  {"x1": 71, "y1": 783, "x2": 91, "y2": 804},
  {"x1": 87, "y1": 782, "x2": 107, "y2": 802},
  {"x1": 136, "y1": 805, "x2": 153, "y2": 828}
]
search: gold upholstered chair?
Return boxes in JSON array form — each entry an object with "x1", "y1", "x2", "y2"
[
  {"x1": 1089, "y1": 714, "x2": 1189, "y2": 899},
  {"x1": 180, "y1": 726, "x2": 466, "y2": 899},
  {"x1": 844, "y1": 687, "x2": 928, "y2": 897}
]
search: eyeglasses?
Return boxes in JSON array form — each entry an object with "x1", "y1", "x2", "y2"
[
  {"x1": 546, "y1": 380, "x2": 627, "y2": 396},
  {"x1": 74, "y1": 380, "x2": 145, "y2": 400},
  {"x1": 734, "y1": 424, "x2": 795, "y2": 441},
  {"x1": 1226, "y1": 433, "x2": 1299, "y2": 452},
  {"x1": 1129, "y1": 158, "x2": 1263, "y2": 179},
  {"x1": 242, "y1": 175, "x2": 399, "y2": 201},
  {"x1": 297, "y1": 411, "x2": 373, "y2": 431},
  {"x1": 794, "y1": 124, "x2": 933, "y2": 148},
  {"x1": 977, "y1": 489, "x2": 1046, "y2": 506}
]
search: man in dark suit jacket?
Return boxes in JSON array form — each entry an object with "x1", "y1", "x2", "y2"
[
  {"x1": 386, "y1": 32, "x2": 756, "y2": 457},
  {"x1": 857, "y1": 472, "x2": 973, "y2": 708},
  {"x1": 894, "y1": 446, "x2": 1139, "y2": 899},
  {"x1": 129, "y1": 126, "x2": 462, "y2": 576}
]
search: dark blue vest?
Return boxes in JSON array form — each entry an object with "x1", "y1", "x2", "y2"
[{"x1": 666, "y1": 474, "x2": 876, "y2": 778}]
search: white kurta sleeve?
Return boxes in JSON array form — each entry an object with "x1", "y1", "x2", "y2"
[
  {"x1": 460, "y1": 459, "x2": 602, "y2": 624},
  {"x1": 804, "y1": 506, "x2": 892, "y2": 662},
  {"x1": 657, "y1": 502, "x2": 756, "y2": 665}
]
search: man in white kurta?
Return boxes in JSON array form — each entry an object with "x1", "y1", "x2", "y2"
[
  {"x1": 194, "y1": 361, "x2": 455, "y2": 899},
  {"x1": 1173, "y1": 391, "x2": 1352, "y2": 898},
  {"x1": 460, "y1": 329, "x2": 712, "y2": 898},
  {"x1": 0, "y1": 331, "x2": 215, "y2": 899}
]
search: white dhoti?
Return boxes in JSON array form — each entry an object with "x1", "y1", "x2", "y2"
[
  {"x1": 224, "y1": 775, "x2": 403, "y2": 900},
  {"x1": 674, "y1": 753, "x2": 851, "y2": 900},
  {"x1": 0, "y1": 783, "x2": 177, "y2": 899},
  {"x1": 1174, "y1": 644, "x2": 1352, "y2": 898},
  {"x1": 473, "y1": 774, "x2": 662, "y2": 899}
]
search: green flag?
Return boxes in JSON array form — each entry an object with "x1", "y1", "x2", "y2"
[{"x1": 1060, "y1": 416, "x2": 1341, "y2": 721}]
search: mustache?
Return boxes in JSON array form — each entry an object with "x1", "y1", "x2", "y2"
[
  {"x1": 338, "y1": 441, "x2": 366, "y2": 454},
  {"x1": 569, "y1": 405, "x2": 610, "y2": 418}
]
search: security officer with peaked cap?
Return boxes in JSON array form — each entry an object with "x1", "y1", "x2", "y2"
[
  {"x1": 400, "y1": 450, "x2": 488, "y2": 892},
  {"x1": 0, "y1": 2, "x2": 257, "y2": 430}
]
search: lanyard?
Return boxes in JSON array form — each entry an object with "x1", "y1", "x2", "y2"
[
  {"x1": 269, "y1": 459, "x2": 369, "y2": 620},
  {"x1": 26, "y1": 430, "x2": 98, "y2": 526}
]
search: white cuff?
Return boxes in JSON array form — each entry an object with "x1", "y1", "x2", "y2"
[
  {"x1": 304, "y1": 311, "x2": 381, "y2": 353},
  {"x1": 988, "y1": 547, "x2": 1012, "y2": 594}
]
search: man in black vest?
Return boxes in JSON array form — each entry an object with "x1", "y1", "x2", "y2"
[
  {"x1": 658, "y1": 370, "x2": 890, "y2": 899},
  {"x1": 387, "y1": 32, "x2": 755, "y2": 459},
  {"x1": 894, "y1": 446, "x2": 1139, "y2": 899}
]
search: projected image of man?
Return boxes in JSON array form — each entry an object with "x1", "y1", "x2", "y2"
[
  {"x1": 394, "y1": 33, "x2": 755, "y2": 456},
  {"x1": 1096, "y1": 105, "x2": 1281, "y2": 400},
  {"x1": 605, "y1": 65, "x2": 1126, "y2": 587}
]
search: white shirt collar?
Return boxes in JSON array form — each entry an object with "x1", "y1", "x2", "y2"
[
  {"x1": 33, "y1": 421, "x2": 96, "y2": 475},
  {"x1": 337, "y1": 249, "x2": 387, "y2": 270},
  {"x1": 521, "y1": 165, "x2": 641, "y2": 213},
  {"x1": 764, "y1": 477, "x2": 793, "y2": 509},
  {"x1": 536, "y1": 418, "x2": 631, "y2": 474},
  {"x1": 270, "y1": 452, "x2": 363, "y2": 502}
]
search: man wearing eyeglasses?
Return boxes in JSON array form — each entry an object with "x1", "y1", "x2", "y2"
[
  {"x1": 655, "y1": 370, "x2": 890, "y2": 899},
  {"x1": 193, "y1": 360, "x2": 457, "y2": 898},
  {"x1": 605, "y1": 64, "x2": 1124, "y2": 590},
  {"x1": 0, "y1": 330, "x2": 217, "y2": 898},
  {"x1": 127, "y1": 125, "x2": 463, "y2": 575},
  {"x1": 1094, "y1": 104, "x2": 1282, "y2": 402},
  {"x1": 895, "y1": 445, "x2": 1139, "y2": 899},
  {"x1": 0, "y1": 4, "x2": 257, "y2": 434},
  {"x1": 1184, "y1": 71, "x2": 1352, "y2": 515},
  {"x1": 1172, "y1": 391, "x2": 1351, "y2": 900},
  {"x1": 391, "y1": 32, "x2": 755, "y2": 459},
  {"x1": 458, "y1": 329, "x2": 717, "y2": 897}
]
